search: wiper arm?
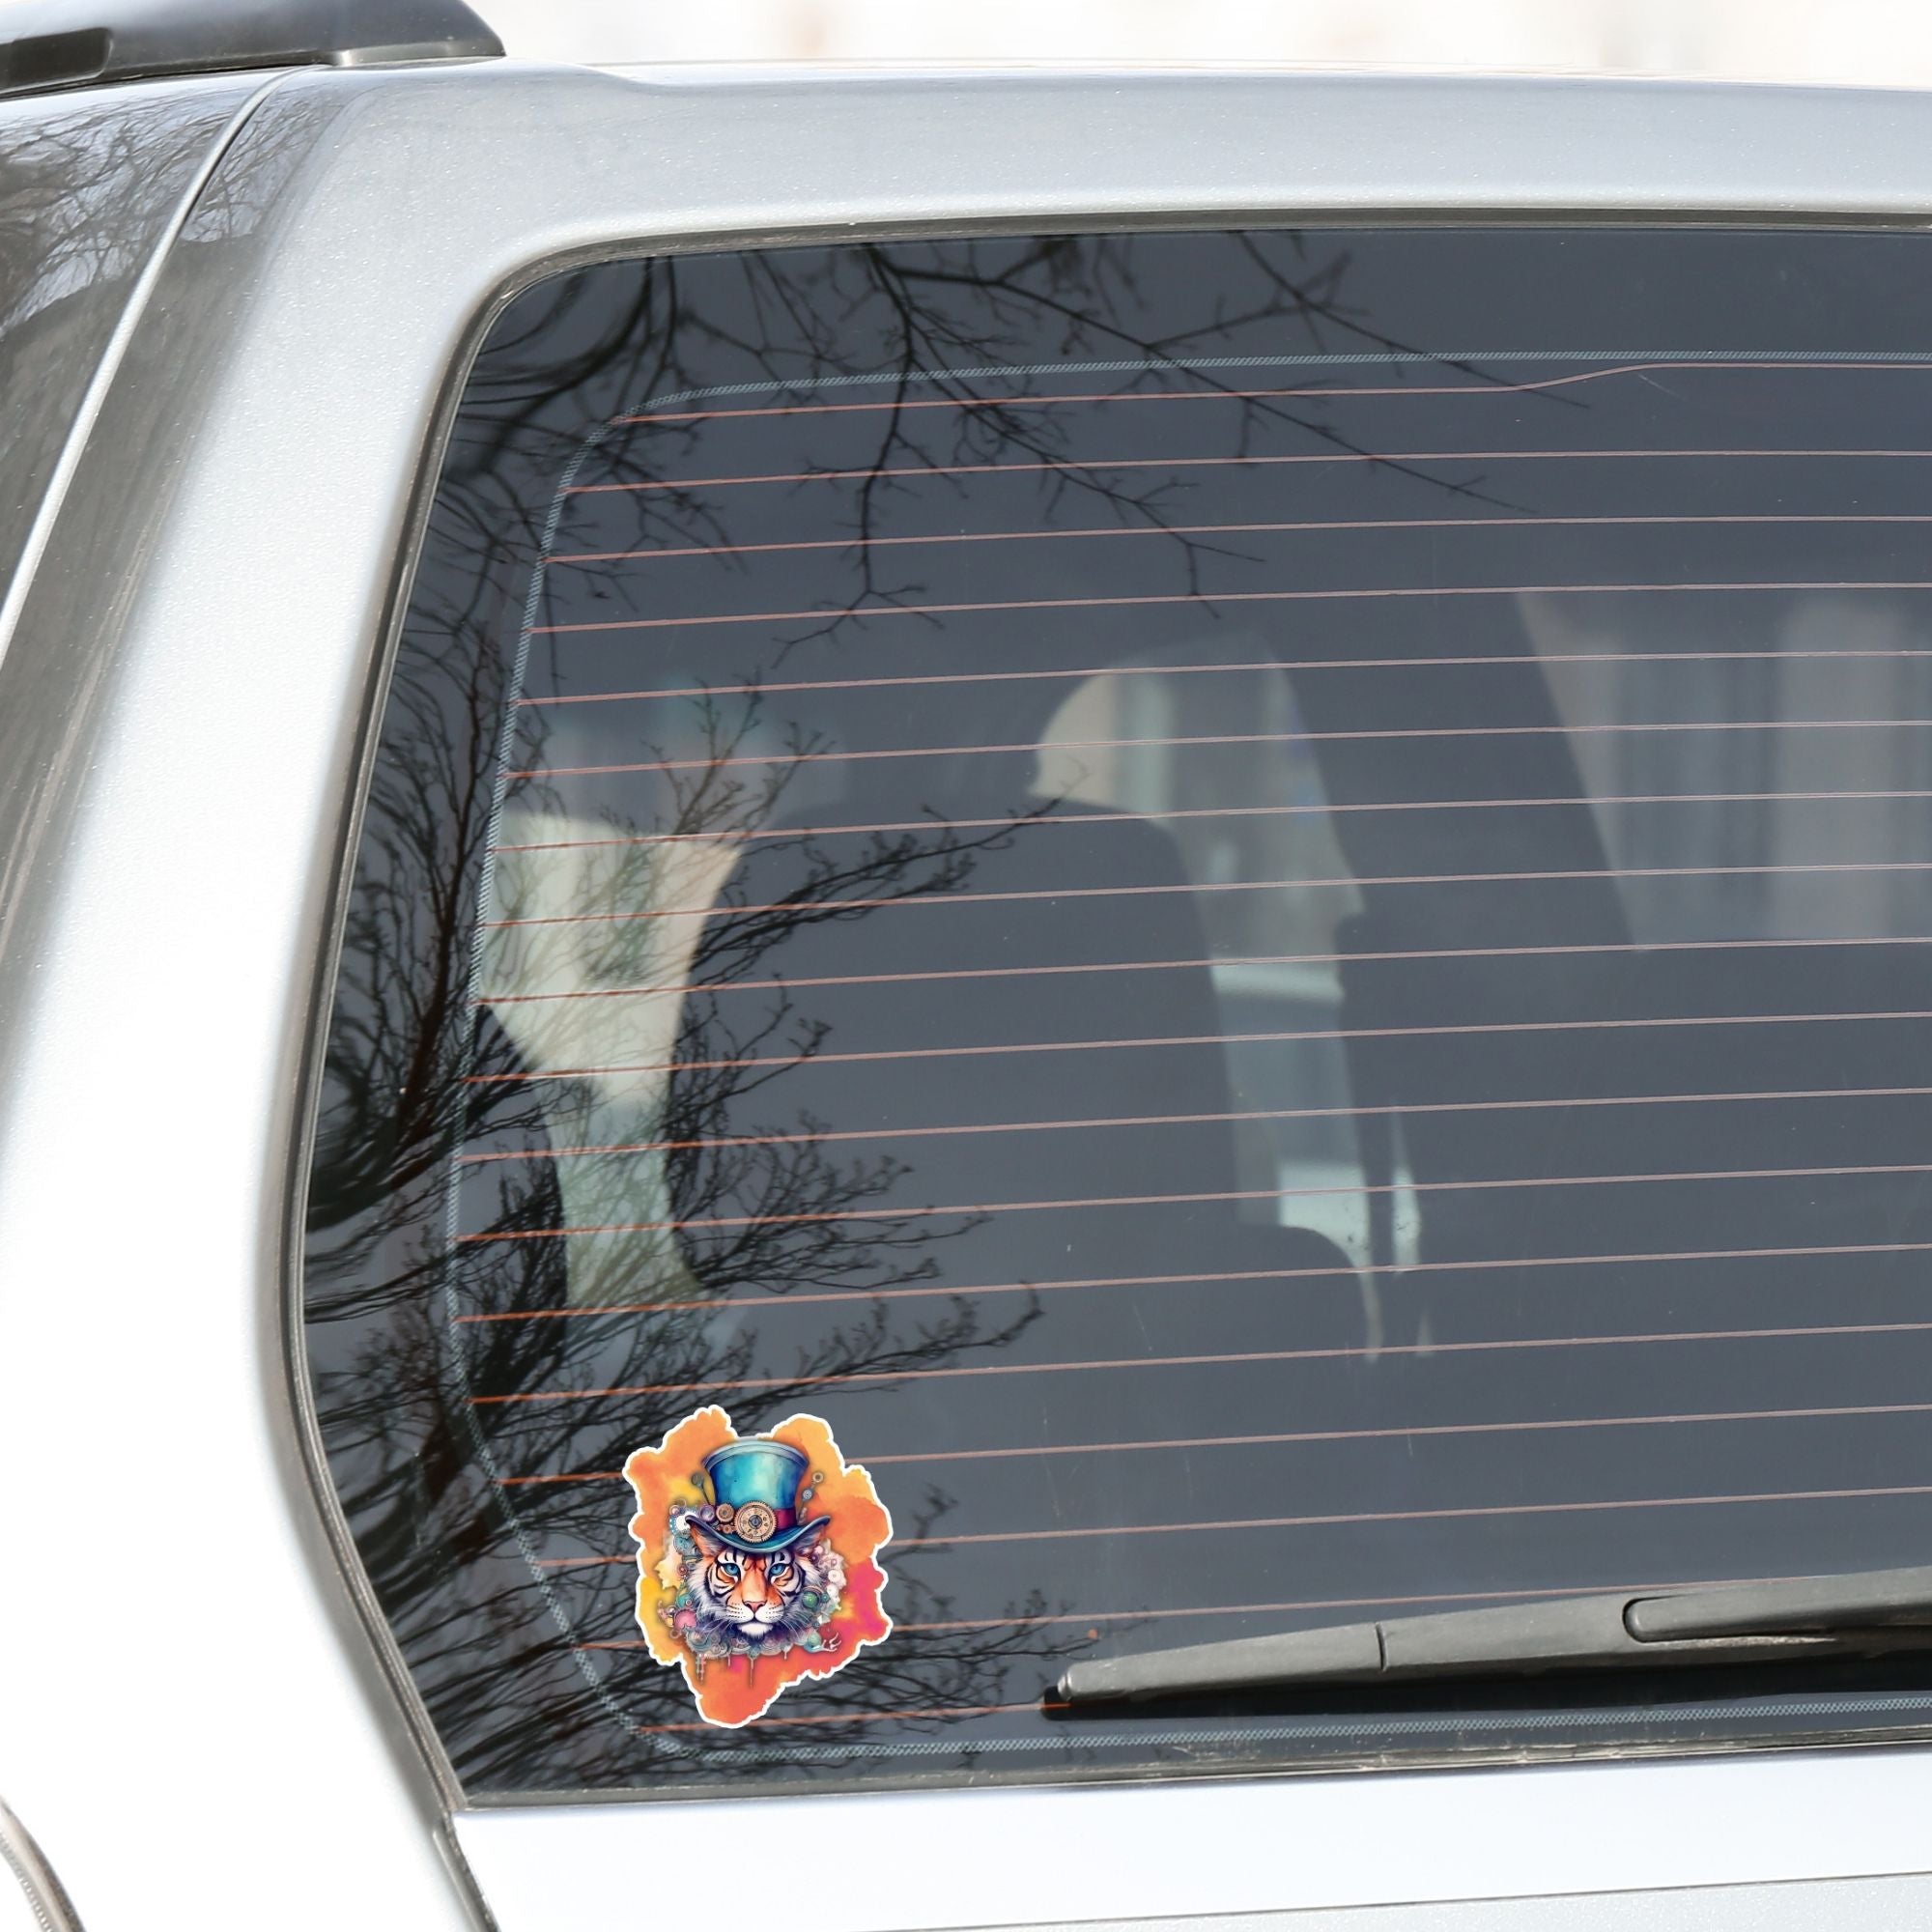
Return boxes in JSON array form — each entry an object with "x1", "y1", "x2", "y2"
[{"x1": 1056, "y1": 1565, "x2": 1932, "y2": 1706}]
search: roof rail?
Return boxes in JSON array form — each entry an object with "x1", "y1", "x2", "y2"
[{"x1": 0, "y1": 0, "x2": 503, "y2": 100}]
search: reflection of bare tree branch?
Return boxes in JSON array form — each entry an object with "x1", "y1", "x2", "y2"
[
  {"x1": 305, "y1": 230, "x2": 1433, "y2": 1794},
  {"x1": 309, "y1": 595, "x2": 1063, "y2": 1792},
  {"x1": 1, "y1": 98, "x2": 190, "y2": 336},
  {"x1": 0, "y1": 90, "x2": 262, "y2": 583},
  {"x1": 308, "y1": 601, "x2": 536, "y2": 1312},
  {"x1": 562, "y1": 236, "x2": 1542, "y2": 659}
]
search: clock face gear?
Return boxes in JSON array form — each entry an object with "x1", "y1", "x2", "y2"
[{"x1": 733, "y1": 1501, "x2": 779, "y2": 1545}]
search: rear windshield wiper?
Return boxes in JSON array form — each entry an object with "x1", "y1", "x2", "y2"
[{"x1": 1056, "y1": 1565, "x2": 1932, "y2": 1706}]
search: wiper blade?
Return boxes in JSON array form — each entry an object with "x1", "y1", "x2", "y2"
[{"x1": 1056, "y1": 1564, "x2": 1932, "y2": 1706}]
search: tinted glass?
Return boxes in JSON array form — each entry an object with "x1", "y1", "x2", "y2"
[{"x1": 307, "y1": 229, "x2": 1932, "y2": 1798}]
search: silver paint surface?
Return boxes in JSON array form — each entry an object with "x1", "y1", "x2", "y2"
[
  {"x1": 454, "y1": 1747, "x2": 1932, "y2": 1925},
  {"x1": 12, "y1": 56, "x2": 1932, "y2": 1931},
  {"x1": 971, "y1": 1870, "x2": 1932, "y2": 1931},
  {"x1": 0, "y1": 73, "x2": 259, "y2": 631}
]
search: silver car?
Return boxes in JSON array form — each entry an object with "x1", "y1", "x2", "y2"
[{"x1": 11, "y1": 3, "x2": 1932, "y2": 1927}]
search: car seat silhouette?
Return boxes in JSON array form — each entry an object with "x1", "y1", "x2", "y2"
[{"x1": 664, "y1": 750, "x2": 1358, "y2": 1345}]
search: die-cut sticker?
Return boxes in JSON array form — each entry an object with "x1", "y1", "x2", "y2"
[{"x1": 624, "y1": 1406, "x2": 893, "y2": 1727}]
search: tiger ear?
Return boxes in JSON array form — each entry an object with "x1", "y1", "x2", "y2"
[
  {"x1": 791, "y1": 1518, "x2": 831, "y2": 1553},
  {"x1": 685, "y1": 1517, "x2": 725, "y2": 1558}
]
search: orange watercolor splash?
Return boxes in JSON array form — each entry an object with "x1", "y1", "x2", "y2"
[{"x1": 623, "y1": 1406, "x2": 893, "y2": 1727}]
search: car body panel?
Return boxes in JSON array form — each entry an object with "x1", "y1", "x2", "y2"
[
  {"x1": 0, "y1": 71, "x2": 265, "y2": 643},
  {"x1": 455, "y1": 1747, "x2": 1932, "y2": 1925},
  {"x1": 11, "y1": 56, "x2": 1932, "y2": 1930}
]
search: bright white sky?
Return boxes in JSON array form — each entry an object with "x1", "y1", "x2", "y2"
[{"x1": 483, "y1": 0, "x2": 1932, "y2": 86}]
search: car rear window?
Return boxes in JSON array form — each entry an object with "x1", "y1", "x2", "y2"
[{"x1": 305, "y1": 227, "x2": 1932, "y2": 1799}]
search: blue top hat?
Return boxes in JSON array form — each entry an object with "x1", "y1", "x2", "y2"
[{"x1": 698, "y1": 1438, "x2": 826, "y2": 1555}]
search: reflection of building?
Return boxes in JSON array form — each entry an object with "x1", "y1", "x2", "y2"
[
  {"x1": 1037, "y1": 652, "x2": 1417, "y2": 1274},
  {"x1": 487, "y1": 803, "x2": 735, "y2": 1300},
  {"x1": 1029, "y1": 588, "x2": 1932, "y2": 1288},
  {"x1": 1536, "y1": 590, "x2": 1932, "y2": 943}
]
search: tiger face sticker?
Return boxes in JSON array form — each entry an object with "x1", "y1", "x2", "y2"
[{"x1": 623, "y1": 1406, "x2": 893, "y2": 1726}]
